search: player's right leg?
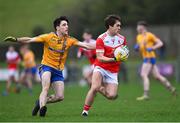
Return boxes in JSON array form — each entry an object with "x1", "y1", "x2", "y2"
[
  {"x1": 136, "y1": 62, "x2": 152, "y2": 101},
  {"x1": 2, "y1": 69, "x2": 14, "y2": 96},
  {"x1": 2, "y1": 77, "x2": 12, "y2": 96},
  {"x1": 82, "y1": 71, "x2": 102, "y2": 116},
  {"x1": 32, "y1": 71, "x2": 51, "y2": 116}
]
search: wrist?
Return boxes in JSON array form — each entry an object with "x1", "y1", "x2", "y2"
[
  {"x1": 152, "y1": 47, "x2": 155, "y2": 50},
  {"x1": 16, "y1": 38, "x2": 19, "y2": 42}
]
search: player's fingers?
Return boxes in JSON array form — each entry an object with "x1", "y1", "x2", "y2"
[{"x1": 3, "y1": 36, "x2": 17, "y2": 42}]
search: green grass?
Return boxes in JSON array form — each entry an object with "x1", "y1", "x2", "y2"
[{"x1": 0, "y1": 81, "x2": 179, "y2": 122}]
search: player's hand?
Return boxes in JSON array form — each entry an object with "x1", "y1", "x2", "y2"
[
  {"x1": 3, "y1": 36, "x2": 17, "y2": 42},
  {"x1": 114, "y1": 52, "x2": 121, "y2": 62},
  {"x1": 146, "y1": 48, "x2": 153, "y2": 52},
  {"x1": 134, "y1": 44, "x2": 139, "y2": 51},
  {"x1": 114, "y1": 53, "x2": 127, "y2": 62},
  {"x1": 120, "y1": 55, "x2": 128, "y2": 62}
]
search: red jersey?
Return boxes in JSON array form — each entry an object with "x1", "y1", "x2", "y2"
[
  {"x1": 94, "y1": 32, "x2": 127, "y2": 73},
  {"x1": 77, "y1": 39, "x2": 96, "y2": 65},
  {"x1": 6, "y1": 51, "x2": 20, "y2": 70}
]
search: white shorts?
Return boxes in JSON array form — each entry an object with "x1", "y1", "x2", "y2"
[
  {"x1": 93, "y1": 66, "x2": 118, "y2": 85},
  {"x1": 82, "y1": 65, "x2": 94, "y2": 77},
  {"x1": 8, "y1": 69, "x2": 17, "y2": 77}
]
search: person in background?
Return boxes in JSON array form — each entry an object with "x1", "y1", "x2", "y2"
[
  {"x1": 134, "y1": 21, "x2": 177, "y2": 101},
  {"x1": 19, "y1": 44, "x2": 37, "y2": 95},
  {"x1": 77, "y1": 29, "x2": 96, "y2": 86},
  {"x1": 2, "y1": 46, "x2": 21, "y2": 96}
]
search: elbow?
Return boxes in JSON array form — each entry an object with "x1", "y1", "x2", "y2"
[{"x1": 160, "y1": 41, "x2": 163, "y2": 47}]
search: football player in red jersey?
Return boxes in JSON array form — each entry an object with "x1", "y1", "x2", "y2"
[
  {"x1": 77, "y1": 29, "x2": 96, "y2": 85},
  {"x1": 2, "y1": 46, "x2": 20, "y2": 96},
  {"x1": 82, "y1": 15, "x2": 128, "y2": 116}
]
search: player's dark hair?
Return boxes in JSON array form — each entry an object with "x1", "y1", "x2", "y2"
[
  {"x1": 53, "y1": 16, "x2": 69, "y2": 30},
  {"x1": 137, "y1": 21, "x2": 148, "y2": 27},
  {"x1": 83, "y1": 28, "x2": 92, "y2": 34},
  {"x1": 104, "y1": 15, "x2": 121, "y2": 29}
]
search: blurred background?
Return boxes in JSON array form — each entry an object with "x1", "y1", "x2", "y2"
[
  {"x1": 0, "y1": 0, "x2": 180, "y2": 85},
  {"x1": 1, "y1": 0, "x2": 180, "y2": 121}
]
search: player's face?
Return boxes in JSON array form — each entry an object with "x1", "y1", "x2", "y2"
[
  {"x1": 83, "y1": 33, "x2": 92, "y2": 41},
  {"x1": 109, "y1": 20, "x2": 121, "y2": 35},
  {"x1": 137, "y1": 25, "x2": 145, "y2": 34},
  {"x1": 57, "y1": 20, "x2": 69, "y2": 35},
  {"x1": 9, "y1": 46, "x2": 14, "y2": 52}
]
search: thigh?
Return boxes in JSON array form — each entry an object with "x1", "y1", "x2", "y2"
[
  {"x1": 91, "y1": 70, "x2": 103, "y2": 89},
  {"x1": 104, "y1": 83, "x2": 118, "y2": 95},
  {"x1": 141, "y1": 63, "x2": 152, "y2": 76},
  {"x1": 152, "y1": 65, "x2": 161, "y2": 77},
  {"x1": 51, "y1": 81, "x2": 64, "y2": 97},
  {"x1": 41, "y1": 71, "x2": 51, "y2": 88}
]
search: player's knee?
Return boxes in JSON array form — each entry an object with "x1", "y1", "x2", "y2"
[
  {"x1": 91, "y1": 85, "x2": 100, "y2": 92},
  {"x1": 141, "y1": 73, "x2": 148, "y2": 79},
  {"x1": 89, "y1": 87, "x2": 99, "y2": 96},
  {"x1": 42, "y1": 87, "x2": 49, "y2": 93},
  {"x1": 107, "y1": 93, "x2": 118, "y2": 100},
  {"x1": 153, "y1": 75, "x2": 160, "y2": 80},
  {"x1": 56, "y1": 95, "x2": 64, "y2": 101}
]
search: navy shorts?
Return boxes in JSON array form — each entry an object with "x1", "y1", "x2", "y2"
[
  {"x1": 143, "y1": 58, "x2": 156, "y2": 65},
  {"x1": 39, "y1": 65, "x2": 64, "y2": 83},
  {"x1": 25, "y1": 66, "x2": 37, "y2": 75}
]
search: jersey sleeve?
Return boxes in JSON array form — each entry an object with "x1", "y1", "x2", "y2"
[
  {"x1": 96, "y1": 38, "x2": 104, "y2": 53},
  {"x1": 123, "y1": 37, "x2": 127, "y2": 45},
  {"x1": 34, "y1": 34, "x2": 49, "y2": 43},
  {"x1": 150, "y1": 33, "x2": 158, "y2": 43},
  {"x1": 70, "y1": 37, "x2": 79, "y2": 46},
  {"x1": 136, "y1": 35, "x2": 140, "y2": 44}
]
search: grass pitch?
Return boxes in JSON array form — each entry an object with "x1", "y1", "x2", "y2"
[{"x1": 0, "y1": 81, "x2": 179, "y2": 122}]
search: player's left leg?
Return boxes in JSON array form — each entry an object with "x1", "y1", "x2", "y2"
[
  {"x1": 46, "y1": 81, "x2": 64, "y2": 103},
  {"x1": 2, "y1": 69, "x2": 16, "y2": 96},
  {"x1": 99, "y1": 83, "x2": 118, "y2": 100},
  {"x1": 82, "y1": 71, "x2": 103, "y2": 116},
  {"x1": 152, "y1": 65, "x2": 177, "y2": 96},
  {"x1": 136, "y1": 62, "x2": 152, "y2": 101},
  {"x1": 32, "y1": 71, "x2": 51, "y2": 117}
]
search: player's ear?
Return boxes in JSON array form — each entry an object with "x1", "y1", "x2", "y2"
[{"x1": 56, "y1": 26, "x2": 59, "y2": 31}]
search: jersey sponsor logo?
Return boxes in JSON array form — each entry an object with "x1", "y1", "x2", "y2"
[
  {"x1": 48, "y1": 47, "x2": 64, "y2": 53},
  {"x1": 104, "y1": 37, "x2": 124, "y2": 47}
]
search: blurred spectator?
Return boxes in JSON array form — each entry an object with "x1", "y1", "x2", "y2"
[{"x1": 2, "y1": 46, "x2": 21, "y2": 96}]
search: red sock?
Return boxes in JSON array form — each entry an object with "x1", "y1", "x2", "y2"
[{"x1": 83, "y1": 104, "x2": 91, "y2": 111}]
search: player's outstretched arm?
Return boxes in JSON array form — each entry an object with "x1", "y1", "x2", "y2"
[
  {"x1": 76, "y1": 41, "x2": 96, "y2": 50},
  {"x1": 4, "y1": 36, "x2": 37, "y2": 43}
]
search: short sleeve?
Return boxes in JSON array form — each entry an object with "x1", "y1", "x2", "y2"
[
  {"x1": 96, "y1": 38, "x2": 104, "y2": 53},
  {"x1": 34, "y1": 34, "x2": 49, "y2": 43},
  {"x1": 136, "y1": 35, "x2": 140, "y2": 44},
  {"x1": 70, "y1": 37, "x2": 79, "y2": 46},
  {"x1": 149, "y1": 33, "x2": 158, "y2": 43},
  {"x1": 123, "y1": 37, "x2": 127, "y2": 45}
]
